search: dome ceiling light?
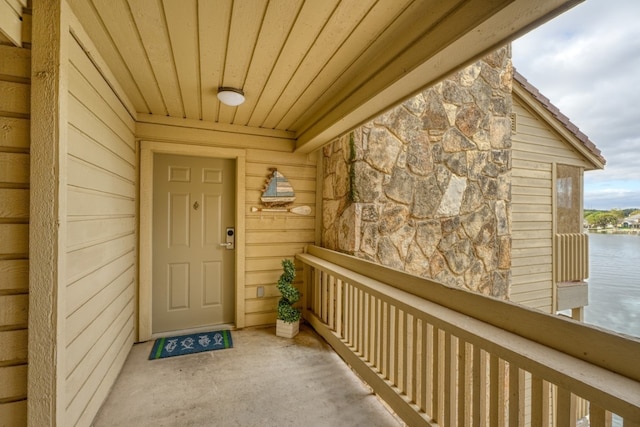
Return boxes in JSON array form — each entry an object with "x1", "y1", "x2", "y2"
[{"x1": 217, "y1": 87, "x2": 245, "y2": 106}]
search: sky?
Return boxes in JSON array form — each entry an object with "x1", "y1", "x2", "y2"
[{"x1": 511, "y1": 0, "x2": 640, "y2": 211}]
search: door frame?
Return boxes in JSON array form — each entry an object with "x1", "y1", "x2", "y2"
[{"x1": 139, "y1": 140, "x2": 246, "y2": 341}]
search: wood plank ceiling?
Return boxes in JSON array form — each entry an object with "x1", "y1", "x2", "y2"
[{"x1": 67, "y1": 0, "x2": 580, "y2": 152}]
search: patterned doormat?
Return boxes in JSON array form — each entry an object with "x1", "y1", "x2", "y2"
[{"x1": 149, "y1": 330, "x2": 233, "y2": 360}]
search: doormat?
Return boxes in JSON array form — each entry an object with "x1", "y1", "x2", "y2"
[{"x1": 149, "y1": 330, "x2": 233, "y2": 360}]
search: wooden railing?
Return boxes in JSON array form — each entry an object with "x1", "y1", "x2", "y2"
[
  {"x1": 297, "y1": 246, "x2": 640, "y2": 427},
  {"x1": 556, "y1": 233, "x2": 589, "y2": 283}
]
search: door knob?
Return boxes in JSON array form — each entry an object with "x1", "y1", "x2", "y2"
[{"x1": 219, "y1": 242, "x2": 232, "y2": 248}]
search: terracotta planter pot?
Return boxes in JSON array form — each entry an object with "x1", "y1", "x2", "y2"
[{"x1": 276, "y1": 319, "x2": 299, "y2": 338}]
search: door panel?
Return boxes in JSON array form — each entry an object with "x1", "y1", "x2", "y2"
[{"x1": 153, "y1": 153, "x2": 235, "y2": 333}]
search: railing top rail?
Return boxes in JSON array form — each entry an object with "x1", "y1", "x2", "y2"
[{"x1": 298, "y1": 245, "x2": 640, "y2": 383}]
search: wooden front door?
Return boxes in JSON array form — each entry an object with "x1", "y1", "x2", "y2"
[{"x1": 152, "y1": 154, "x2": 235, "y2": 333}]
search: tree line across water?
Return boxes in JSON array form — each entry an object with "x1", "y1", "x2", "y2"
[{"x1": 584, "y1": 208, "x2": 640, "y2": 228}]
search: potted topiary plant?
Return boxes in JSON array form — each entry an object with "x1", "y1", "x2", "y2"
[{"x1": 275, "y1": 259, "x2": 301, "y2": 338}]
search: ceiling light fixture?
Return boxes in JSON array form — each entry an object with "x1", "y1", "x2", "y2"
[{"x1": 217, "y1": 87, "x2": 245, "y2": 106}]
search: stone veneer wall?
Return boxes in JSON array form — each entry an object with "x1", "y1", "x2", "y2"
[{"x1": 322, "y1": 48, "x2": 512, "y2": 298}]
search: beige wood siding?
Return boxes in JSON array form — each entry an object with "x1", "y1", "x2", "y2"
[
  {"x1": 511, "y1": 96, "x2": 591, "y2": 313},
  {"x1": 0, "y1": 44, "x2": 29, "y2": 426},
  {"x1": 0, "y1": 0, "x2": 26, "y2": 46},
  {"x1": 244, "y1": 150, "x2": 317, "y2": 326},
  {"x1": 63, "y1": 35, "x2": 136, "y2": 426}
]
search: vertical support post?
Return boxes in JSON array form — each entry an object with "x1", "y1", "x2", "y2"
[{"x1": 29, "y1": 1, "x2": 69, "y2": 425}]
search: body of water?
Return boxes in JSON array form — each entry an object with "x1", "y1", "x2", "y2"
[{"x1": 585, "y1": 232, "x2": 640, "y2": 338}]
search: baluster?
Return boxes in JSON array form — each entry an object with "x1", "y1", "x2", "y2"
[
  {"x1": 458, "y1": 340, "x2": 471, "y2": 427},
  {"x1": 444, "y1": 332, "x2": 457, "y2": 426},
  {"x1": 531, "y1": 376, "x2": 550, "y2": 427},
  {"x1": 313, "y1": 269, "x2": 321, "y2": 316},
  {"x1": 389, "y1": 305, "x2": 398, "y2": 386},
  {"x1": 383, "y1": 302, "x2": 390, "y2": 380},
  {"x1": 508, "y1": 363, "x2": 525, "y2": 427},
  {"x1": 320, "y1": 271, "x2": 328, "y2": 323},
  {"x1": 489, "y1": 355, "x2": 506, "y2": 426},
  {"x1": 556, "y1": 387, "x2": 577, "y2": 427},
  {"x1": 373, "y1": 297, "x2": 380, "y2": 370},
  {"x1": 433, "y1": 327, "x2": 443, "y2": 424},
  {"x1": 397, "y1": 309, "x2": 405, "y2": 394},
  {"x1": 589, "y1": 403, "x2": 613, "y2": 427},
  {"x1": 472, "y1": 346, "x2": 487, "y2": 427},
  {"x1": 422, "y1": 321, "x2": 431, "y2": 415},
  {"x1": 411, "y1": 314, "x2": 418, "y2": 404},
  {"x1": 335, "y1": 279, "x2": 343, "y2": 338},
  {"x1": 327, "y1": 275, "x2": 335, "y2": 330}
]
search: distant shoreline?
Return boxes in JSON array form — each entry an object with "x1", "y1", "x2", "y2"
[{"x1": 587, "y1": 228, "x2": 640, "y2": 235}]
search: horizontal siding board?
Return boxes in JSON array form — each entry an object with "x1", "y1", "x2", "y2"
[
  {"x1": 511, "y1": 187, "x2": 548, "y2": 197},
  {"x1": 0, "y1": 329, "x2": 27, "y2": 363},
  {"x1": 512, "y1": 212, "x2": 552, "y2": 223},
  {"x1": 245, "y1": 148, "x2": 316, "y2": 166},
  {"x1": 245, "y1": 296, "x2": 278, "y2": 313},
  {"x1": 73, "y1": 327, "x2": 134, "y2": 427},
  {"x1": 0, "y1": 364, "x2": 27, "y2": 400},
  {"x1": 245, "y1": 243, "x2": 307, "y2": 258},
  {"x1": 245, "y1": 162, "x2": 317, "y2": 180},
  {"x1": 0, "y1": 152, "x2": 29, "y2": 184},
  {"x1": 0, "y1": 45, "x2": 31, "y2": 78},
  {"x1": 0, "y1": 223, "x2": 28, "y2": 255},
  {"x1": 512, "y1": 179, "x2": 550, "y2": 192},
  {"x1": 67, "y1": 156, "x2": 135, "y2": 198},
  {"x1": 246, "y1": 270, "x2": 282, "y2": 286},
  {"x1": 511, "y1": 158, "x2": 551, "y2": 171},
  {"x1": 511, "y1": 281, "x2": 551, "y2": 295},
  {"x1": 66, "y1": 234, "x2": 135, "y2": 284},
  {"x1": 68, "y1": 126, "x2": 135, "y2": 178},
  {"x1": 67, "y1": 188, "x2": 134, "y2": 217},
  {"x1": 65, "y1": 285, "x2": 134, "y2": 376},
  {"x1": 512, "y1": 238, "x2": 550, "y2": 248},
  {"x1": 0, "y1": 399, "x2": 26, "y2": 426},
  {"x1": 68, "y1": 75, "x2": 135, "y2": 147},
  {"x1": 511, "y1": 272, "x2": 552, "y2": 286},
  {"x1": 511, "y1": 204, "x2": 551, "y2": 214},
  {"x1": 65, "y1": 299, "x2": 133, "y2": 414},
  {"x1": 512, "y1": 194, "x2": 551, "y2": 205},
  {"x1": 0, "y1": 117, "x2": 29, "y2": 150},
  {"x1": 65, "y1": 267, "x2": 133, "y2": 345},
  {"x1": 244, "y1": 311, "x2": 277, "y2": 327},
  {"x1": 0, "y1": 81, "x2": 29, "y2": 115},
  {"x1": 245, "y1": 217, "x2": 315, "y2": 231},
  {"x1": 67, "y1": 96, "x2": 135, "y2": 158},
  {"x1": 512, "y1": 148, "x2": 589, "y2": 168},
  {"x1": 68, "y1": 39, "x2": 135, "y2": 133},
  {"x1": 0, "y1": 294, "x2": 27, "y2": 328},
  {"x1": 512, "y1": 263, "x2": 551, "y2": 276},
  {"x1": 0, "y1": 259, "x2": 27, "y2": 291},
  {"x1": 512, "y1": 246, "x2": 552, "y2": 258},
  {"x1": 511, "y1": 168, "x2": 551, "y2": 179},
  {"x1": 66, "y1": 217, "x2": 136, "y2": 251},
  {"x1": 0, "y1": 188, "x2": 28, "y2": 219},
  {"x1": 66, "y1": 253, "x2": 134, "y2": 315},
  {"x1": 511, "y1": 255, "x2": 552, "y2": 267},
  {"x1": 0, "y1": 1, "x2": 21, "y2": 47},
  {"x1": 512, "y1": 221, "x2": 552, "y2": 231},
  {"x1": 246, "y1": 230, "x2": 315, "y2": 244},
  {"x1": 246, "y1": 284, "x2": 282, "y2": 299}
]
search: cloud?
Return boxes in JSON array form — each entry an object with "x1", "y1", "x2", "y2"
[{"x1": 512, "y1": 0, "x2": 640, "y2": 209}]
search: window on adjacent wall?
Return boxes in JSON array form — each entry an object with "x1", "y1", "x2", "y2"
[{"x1": 556, "y1": 164, "x2": 582, "y2": 234}]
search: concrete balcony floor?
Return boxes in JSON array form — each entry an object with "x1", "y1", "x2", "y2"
[{"x1": 94, "y1": 324, "x2": 404, "y2": 426}]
